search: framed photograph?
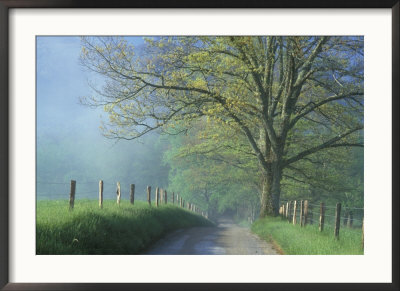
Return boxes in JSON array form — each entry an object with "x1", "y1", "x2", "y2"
[{"x1": 1, "y1": 1, "x2": 398, "y2": 290}]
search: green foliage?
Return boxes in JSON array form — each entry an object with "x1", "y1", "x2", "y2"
[
  {"x1": 281, "y1": 146, "x2": 364, "y2": 207},
  {"x1": 163, "y1": 120, "x2": 260, "y2": 219},
  {"x1": 252, "y1": 217, "x2": 363, "y2": 255},
  {"x1": 79, "y1": 36, "x2": 364, "y2": 216},
  {"x1": 163, "y1": 116, "x2": 363, "y2": 220},
  {"x1": 36, "y1": 200, "x2": 213, "y2": 254}
]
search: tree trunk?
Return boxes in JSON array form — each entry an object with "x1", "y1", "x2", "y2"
[
  {"x1": 259, "y1": 163, "x2": 282, "y2": 217},
  {"x1": 257, "y1": 124, "x2": 283, "y2": 218}
]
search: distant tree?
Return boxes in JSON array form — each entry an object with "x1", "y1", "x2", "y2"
[
  {"x1": 80, "y1": 36, "x2": 363, "y2": 217},
  {"x1": 164, "y1": 119, "x2": 260, "y2": 219}
]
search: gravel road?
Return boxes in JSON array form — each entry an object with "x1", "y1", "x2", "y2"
[{"x1": 145, "y1": 217, "x2": 279, "y2": 255}]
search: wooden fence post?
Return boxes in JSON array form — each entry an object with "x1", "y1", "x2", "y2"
[
  {"x1": 347, "y1": 211, "x2": 353, "y2": 228},
  {"x1": 287, "y1": 201, "x2": 292, "y2": 222},
  {"x1": 155, "y1": 187, "x2": 159, "y2": 207},
  {"x1": 99, "y1": 180, "x2": 103, "y2": 209},
  {"x1": 69, "y1": 180, "x2": 76, "y2": 210},
  {"x1": 319, "y1": 202, "x2": 325, "y2": 232},
  {"x1": 286, "y1": 202, "x2": 290, "y2": 221},
  {"x1": 292, "y1": 201, "x2": 297, "y2": 225},
  {"x1": 334, "y1": 203, "x2": 341, "y2": 239},
  {"x1": 303, "y1": 200, "x2": 309, "y2": 226},
  {"x1": 299, "y1": 200, "x2": 304, "y2": 227},
  {"x1": 164, "y1": 190, "x2": 167, "y2": 204},
  {"x1": 147, "y1": 186, "x2": 151, "y2": 206},
  {"x1": 130, "y1": 184, "x2": 135, "y2": 205},
  {"x1": 283, "y1": 204, "x2": 286, "y2": 219},
  {"x1": 116, "y1": 182, "x2": 121, "y2": 206},
  {"x1": 286, "y1": 202, "x2": 289, "y2": 220}
]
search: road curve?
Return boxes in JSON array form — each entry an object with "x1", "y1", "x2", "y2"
[{"x1": 145, "y1": 217, "x2": 279, "y2": 255}]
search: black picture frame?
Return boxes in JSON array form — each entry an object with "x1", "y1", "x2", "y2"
[{"x1": 1, "y1": 1, "x2": 398, "y2": 290}]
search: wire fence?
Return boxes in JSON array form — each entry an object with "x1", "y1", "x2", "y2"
[
  {"x1": 36, "y1": 178, "x2": 208, "y2": 218},
  {"x1": 279, "y1": 199, "x2": 364, "y2": 247},
  {"x1": 281, "y1": 199, "x2": 364, "y2": 228},
  {"x1": 37, "y1": 179, "x2": 150, "y2": 201}
]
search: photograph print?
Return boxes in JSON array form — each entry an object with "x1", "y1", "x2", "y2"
[{"x1": 36, "y1": 36, "x2": 364, "y2": 255}]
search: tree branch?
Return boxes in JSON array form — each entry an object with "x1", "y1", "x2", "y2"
[
  {"x1": 283, "y1": 125, "x2": 363, "y2": 167},
  {"x1": 289, "y1": 91, "x2": 363, "y2": 129}
]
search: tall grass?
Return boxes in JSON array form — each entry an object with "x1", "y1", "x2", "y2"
[
  {"x1": 251, "y1": 217, "x2": 363, "y2": 255},
  {"x1": 37, "y1": 199, "x2": 213, "y2": 255}
]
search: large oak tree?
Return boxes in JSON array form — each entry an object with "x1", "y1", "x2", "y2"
[{"x1": 80, "y1": 36, "x2": 363, "y2": 217}]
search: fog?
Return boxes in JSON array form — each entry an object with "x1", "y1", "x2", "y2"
[
  {"x1": 36, "y1": 36, "x2": 169, "y2": 201},
  {"x1": 36, "y1": 36, "x2": 364, "y2": 221}
]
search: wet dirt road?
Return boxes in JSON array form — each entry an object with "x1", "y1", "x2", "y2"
[{"x1": 145, "y1": 218, "x2": 279, "y2": 255}]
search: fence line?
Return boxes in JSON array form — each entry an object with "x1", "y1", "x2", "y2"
[
  {"x1": 283, "y1": 209, "x2": 363, "y2": 225},
  {"x1": 39, "y1": 179, "x2": 208, "y2": 219},
  {"x1": 279, "y1": 199, "x2": 364, "y2": 250},
  {"x1": 290, "y1": 206, "x2": 363, "y2": 222},
  {"x1": 285, "y1": 201, "x2": 364, "y2": 211}
]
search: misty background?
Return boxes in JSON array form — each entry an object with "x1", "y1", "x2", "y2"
[
  {"x1": 36, "y1": 36, "x2": 363, "y2": 223},
  {"x1": 36, "y1": 36, "x2": 169, "y2": 201}
]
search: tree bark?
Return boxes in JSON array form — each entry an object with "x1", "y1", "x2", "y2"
[{"x1": 259, "y1": 162, "x2": 282, "y2": 217}]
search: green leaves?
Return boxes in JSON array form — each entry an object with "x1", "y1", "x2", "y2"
[{"x1": 79, "y1": 36, "x2": 364, "y2": 217}]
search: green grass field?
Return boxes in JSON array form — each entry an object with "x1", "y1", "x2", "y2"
[
  {"x1": 37, "y1": 199, "x2": 213, "y2": 255},
  {"x1": 251, "y1": 217, "x2": 363, "y2": 255}
]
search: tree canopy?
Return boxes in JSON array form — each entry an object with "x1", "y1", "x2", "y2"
[{"x1": 80, "y1": 36, "x2": 364, "y2": 217}]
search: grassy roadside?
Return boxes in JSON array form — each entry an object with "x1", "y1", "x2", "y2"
[
  {"x1": 37, "y1": 199, "x2": 213, "y2": 254},
  {"x1": 251, "y1": 217, "x2": 363, "y2": 255}
]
